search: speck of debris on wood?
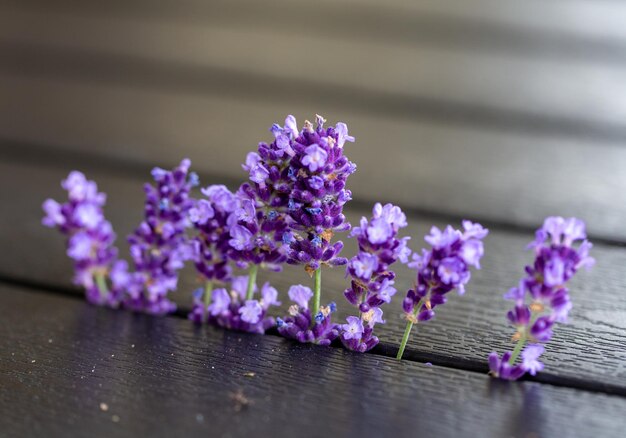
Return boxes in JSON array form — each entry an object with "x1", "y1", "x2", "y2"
[
  {"x1": 111, "y1": 415, "x2": 120, "y2": 423},
  {"x1": 99, "y1": 403, "x2": 109, "y2": 412},
  {"x1": 243, "y1": 372, "x2": 256, "y2": 378},
  {"x1": 195, "y1": 414, "x2": 204, "y2": 423},
  {"x1": 48, "y1": 339, "x2": 53, "y2": 343},
  {"x1": 424, "y1": 362, "x2": 433, "y2": 367},
  {"x1": 131, "y1": 344, "x2": 135, "y2": 348},
  {"x1": 230, "y1": 389, "x2": 252, "y2": 412},
  {"x1": 31, "y1": 360, "x2": 36, "y2": 363},
  {"x1": 111, "y1": 354, "x2": 115, "y2": 358}
]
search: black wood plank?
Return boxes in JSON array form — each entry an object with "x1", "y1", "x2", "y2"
[
  {"x1": 1, "y1": 80, "x2": 626, "y2": 243},
  {"x1": 1, "y1": 159, "x2": 625, "y2": 392},
  {"x1": 2, "y1": 285, "x2": 626, "y2": 438}
]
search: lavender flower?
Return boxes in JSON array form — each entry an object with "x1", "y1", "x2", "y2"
[
  {"x1": 191, "y1": 275, "x2": 280, "y2": 334},
  {"x1": 397, "y1": 221, "x2": 488, "y2": 359},
  {"x1": 281, "y1": 114, "x2": 356, "y2": 321},
  {"x1": 341, "y1": 203, "x2": 411, "y2": 352},
  {"x1": 188, "y1": 185, "x2": 239, "y2": 324},
  {"x1": 489, "y1": 217, "x2": 594, "y2": 380},
  {"x1": 228, "y1": 185, "x2": 289, "y2": 272},
  {"x1": 42, "y1": 171, "x2": 123, "y2": 306},
  {"x1": 277, "y1": 285, "x2": 339, "y2": 345},
  {"x1": 124, "y1": 159, "x2": 197, "y2": 315}
]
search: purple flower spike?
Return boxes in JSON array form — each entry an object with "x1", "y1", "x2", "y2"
[
  {"x1": 124, "y1": 159, "x2": 197, "y2": 315},
  {"x1": 341, "y1": 203, "x2": 411, "y2": 352},
  {"x1": 227, "y1": 116, "x2": 308, "y2": 276},
  {"x1": 283, "y1": 115, "x2": 356, "y2": 273},
  {"x1": 188, "y1": 184, "x2": 239, "y2": 324},
  {"x1": 277, "y1": 285, "x2": 339, "y2": 345},
  {"x1": 397, "y1": 220, "x2": 488, "y2": 360},
  {"x1": 488, "y1": 216, "x2": 594, "y2": 381},
  {"x1": 42, "y1": 171, "x2": 123, "y2": 307},
  {"x1": 272, "y1": 115, "x2": 356, "y2": 325}
]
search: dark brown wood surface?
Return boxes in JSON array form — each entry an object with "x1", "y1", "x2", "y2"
[
  {"x1": 3, "y1": 285, "x2": 626, "y2": 438},
  {"x1": 1, "y1": 157, "x2": 625, "y2": 395},
  {"x1": 1, "y1": 1, "x2": 626, "y2": 436}
]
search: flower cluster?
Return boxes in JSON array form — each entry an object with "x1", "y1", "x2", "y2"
[
  {"x1": 228, "y1": 184, "x2": 288, "y2": 272},
  {"x1": 341, "y1": 203, "x2": 411, "y2": 352},
  {"x1": 123, "y1": 159, "x2": 198, "y2": 315},
  {"x1": 42, "y1": 130, "x2": 600, "y2": 379},
  {"x1": 42, "y1": 171, "x2": 124, "y2": 306},
  {"x1": 397, "y1": 221, "x2": 488, "y2": 359},
  {"x1": 187, "y1": 185, "x2": 238, "y2": 323},
  {"x1": 283, "y1": 115, "x2": 356, "y2": 273},
  {"x1": 190, "y1": 275, "x2": 281, "y2": 333},
  {"x1": 488, "y1": 217, "x2": 594, "y2": 380},
  {"x1": 277, "y1": 285, "x2": 339, "y2": 345}
]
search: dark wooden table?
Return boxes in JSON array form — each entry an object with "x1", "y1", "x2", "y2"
[{"x1": 1, "y1": 1, "x2": 626, "y2": 437}]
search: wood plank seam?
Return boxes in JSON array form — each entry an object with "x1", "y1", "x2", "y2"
[{"x1": 3, "y1": 276, "x2": 624, "y2": 397}]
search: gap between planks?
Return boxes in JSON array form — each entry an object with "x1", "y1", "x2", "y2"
[{"x1": 2, "y1": 275, "x2": 624, "y2": 398}]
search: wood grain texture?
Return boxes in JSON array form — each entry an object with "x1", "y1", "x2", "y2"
[
  {"x1": 1, "y1": 77, "x2": 626, "y2": 242},
  {"x1": 1, "y1": 158, "x2": 625, "y2": 393},
  {"x1": 2, "y1": 285, "x2": 626, "y2": 438},
  {"x1": 2, "y1": 7, "x2": 626, "y2": 131}
]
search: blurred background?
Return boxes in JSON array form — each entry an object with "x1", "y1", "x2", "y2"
[{"x1": 1, "y1": 0, "x2": 626, "y2": 242}]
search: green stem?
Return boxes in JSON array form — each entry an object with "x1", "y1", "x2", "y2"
[
  {"x1": 509, "y1": 306, "x2": 541, "y2": 365},
  {"x1": 396, "y1": 299, "x2": 425, "y2": 360},
  {"x1": 95, "y1": 272, "x2": 109, "y2": 299},
  {"x1": 509, "y1": 335, "x2": 527, "y2": 365},
  {"x1": 203, "y1": 281, "x2": 213, "y2": 308},
  {"x1": 245, "y1": 265, "x2": 258, "y2": 301},
  {"x1": 396, "y1": 320, "x2": 414, "y2": 360},
  {"x1": 313, "y1": 267, "x2": 322, "y2": 318}
]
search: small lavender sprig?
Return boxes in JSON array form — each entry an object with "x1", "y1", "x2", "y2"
[
  {"x1": 277, "y1": 285, "x2": 339, "y2": 345},
  {"x1": 488, "y1": 217, "x2": 594, "y2": 380},
  {"x1": 42, "y1": 171, "x2": 124, "y2": 306},
  {"x1": 397, "y1": 221, "x2": 488, "y2": 360},
  {"x1": 282, "y1": 114, "x2": 356, "y2": 320},
  {"x1": 195, "y1": 275, "x2": 281, "y2": 334},
  {"x1": 340, "y1": 203, "x2": 411, "y2": 352},
  {"x1": 123, "y1": 159, "x2": 197, "y2": 315},
  {"x1": 188, "y1": 185, "x2": 238, "y2": 324}
]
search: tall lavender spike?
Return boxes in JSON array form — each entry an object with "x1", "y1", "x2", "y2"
[
  {"x1": 42, "y1": 171, "x2": 124, "y2": 307},
  {"x1": 340, "y1": 203, "x2": 411, "y2": 352},
  {"x1": 281, "y1": 115, "x2": 356, "y2": 324},
  {"x1": 488, "y1": 217, "x2": 594, "y2": 380},
  {"x1": 188, "y1": 185, "x2": 238, "y2": 324},
  {"x1": 123, "y1": 159, "x2": 197, "y2": 315},
  {"x1": 222, "y1": 117, "x2": 296, "y2": 320},
  {"x1": 397, "y1": 221, "x2": 488, "y2": 360}
]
